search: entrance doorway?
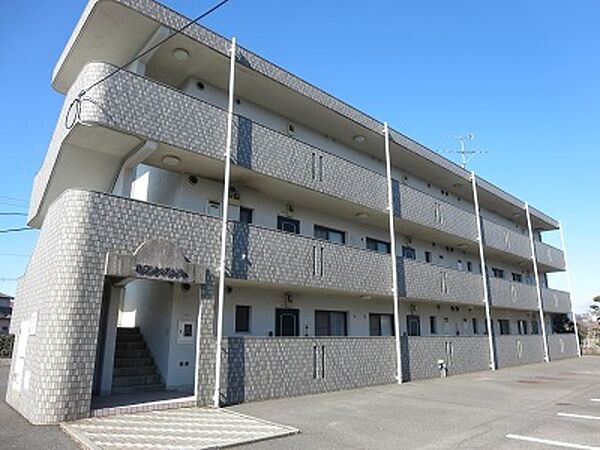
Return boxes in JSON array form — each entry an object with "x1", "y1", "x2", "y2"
[
  {"x1": 407, "y1": 315, "x2": 421, "y2": 336},
  {"x1": 275, "y1": 308, "x2": 299, "y2": 336},
  {"x1": 92, "y1": 278, "x2": 200, "y2": 413}
]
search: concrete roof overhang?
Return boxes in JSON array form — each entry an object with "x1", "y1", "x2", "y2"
[{"x1": 49, "y1": 0, "x2": 558, "y2": 231}]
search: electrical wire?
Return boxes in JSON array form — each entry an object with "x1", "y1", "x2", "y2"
[
  {"x1": 0, "y1": 213, "x2": 27, "y2": 216},
  {"x1": 0, "y1": 228, "x2": 34, "y2": 234},
  {"x1": 66, "y1": 0, "x2": 231, "y2": 129}
]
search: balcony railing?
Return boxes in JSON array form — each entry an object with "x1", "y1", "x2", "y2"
[
  {"x1": 394, "y1": 183, "x2": 478, "y2": 242},
  {"x1": 535, "y1": 241, "x2": 566, "y2": 271},
  {"x1": 482, "y1": 218, "x2": 530, "y2": 259},
  {"x1": 398, "y1": 258, "x2": 484, "y2": 306},
  {"x1": 542, "y1": 288, "x2": 572, "y2": 314},
  {"x1": 488, "y1": 277, "x2": 537, "y2": 310}
]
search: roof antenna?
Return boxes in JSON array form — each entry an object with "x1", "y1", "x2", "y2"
[{"x1": 444, "y1": 133, "x2": 487, "y2": 169}]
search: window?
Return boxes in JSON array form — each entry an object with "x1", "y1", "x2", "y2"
[
  {"x1": 369, "y1": 314, "x2": 394, "y2": 336},
  {"x1": 402, "y1": 246, "x2": 416, "y2": 260},
  {"x1": 472, "y1": 318, "x2": 478, "y2": 334},
  {"x1": 314, "y1": 225, "x2": 345, "y2": 244},
  {"x1": 235, "y1": 305, "x2": 251, "y2": 333},
  {"x1": 207, "y1": 200, "x2": 221, "y2": 217},
  {"x1": 517, "y1": 320, "x2": 528, "y2": 335},
  {"x1": 429, "y1": 316, "x2": 437, "y2": 334},
  {"x1": 511, "y1": 272, "x2": 523, "y2": 283},
  {"x1": 277, "y1": 216, "x2": 300, "y2": 234},
  {"x1": 315, "y1": 310, "x2": 347, "y2": 336},
  {"x1": 239, "y1": 207, "x2": 253, "y2": 224},
  {"x1": 467, "y1": 261, "x2": 473, "y2": 272},
  {"x1": 457, "y1": 260, "x2": 464, "y2": 271},
  {"x1": 498, "y1": 319, "x2": 511, "y2": 335},
  {"x1": 366, "y1": 237, "x2": 390, "y2": 254},
  {"x1": 531, "y1": 320, "x2": 539, "y2": 335},
  {"x1": 492, "y1": 268, "x2": 505, "y2": 279},
  {"x1": 425, "y1": 251, "x2": 432, "y2": 263}
]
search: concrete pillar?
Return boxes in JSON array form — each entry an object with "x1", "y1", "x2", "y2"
[{"x1": 100, "y1": 285, "x2": 124, "y2": 395}]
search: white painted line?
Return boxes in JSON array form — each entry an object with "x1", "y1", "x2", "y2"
[
  {"x1": 591, "y1": 399, "x2": 600, "y2": 402},
  {"x1": 558, "y1": 412, "x2": 600, "y2": 421},
  {"x1": 506, "y1": 434, "x2": 600, "y2": 450}
]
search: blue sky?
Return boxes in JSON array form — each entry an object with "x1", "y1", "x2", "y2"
[{"x1": 0, "y1": 1, "x2": 598, "y2": 312}]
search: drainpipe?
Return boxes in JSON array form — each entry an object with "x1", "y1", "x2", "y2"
[
  {"x1": 383, "y1": 122, "x2": 403, "y2": 384},
  {"x1": 111, "y1": 140, "x2": 158, "y2": 196},
  {"x1": 213, "y1": 37, "x2": 237, "y2": 408},
  {"x1": 559, "y1": 221, "x2": 582, "y2": 357},
  {"x1": 470, "y1": 172, "x2": 497, "y2": 371},
  {"x1": 526, "y1": 203, "x2": 550, "y2": 362}
]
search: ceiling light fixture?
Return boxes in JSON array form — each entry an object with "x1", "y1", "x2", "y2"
[
  {"x1": 162, "y1": 155, "x2": 180, "y2": 167},
  {"x1": 353, "y1": 135, "x2": 366, "y2": 144},
  {"x1": 172, "y1": 48, "x2": 190, "y2": 61}
]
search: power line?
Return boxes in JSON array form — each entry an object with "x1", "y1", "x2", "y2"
[
  {"x1": 66, "y1": 0, "x2": 232, "y2": 129},
  {"x1": 0, "y1": 196, "x2": 27, "y2": 203},
  {"x1": 0, "y1": 212, "x2": 27, "y2": 216},
  {"x1": 0, "y1": 228, "x2": 34, "y2": 234},
  {"x1": 0, "y1": 253, "x2": 30, "y2": 257}
]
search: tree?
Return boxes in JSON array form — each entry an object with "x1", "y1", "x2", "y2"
[{"x1": 591, "y1": 295, "x2": 600, "y2": 315}]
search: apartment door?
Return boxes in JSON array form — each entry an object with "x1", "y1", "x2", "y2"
[
  {"x1": 407, "y1": 315, "x2": 421, "y2": 336},
  {"x1": 275, "y1": 308, "x2": 299, "y2": 336}
]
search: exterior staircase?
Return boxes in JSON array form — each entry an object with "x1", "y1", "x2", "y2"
[{"x1": 112, "y1": 327, "x2": 165, "y2": 395}]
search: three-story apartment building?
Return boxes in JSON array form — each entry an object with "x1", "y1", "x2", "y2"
[{"x1": 7, "y1": 0, "x2": 578, "y2": 424}]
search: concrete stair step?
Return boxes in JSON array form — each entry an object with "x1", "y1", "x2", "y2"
[
  {"x1": 114, "y1": 357, "x2": 153, "y2": 367},
  {"x1": 111, "y1": 383, "x2": 165, "y2": 395},
  {"x1": 113, "y1": 365, "x2": 157, "y2": 377},
  {"x1": 117, "y1": 327, "x2": 140, "y2": 335},
  {"x1": 116, "y1": 341, "x2": 146, "y2": 350},
  {"x1": 114, "y1": 348, "x2": 150, "y2": 358},
  {"x1": 115, "y1": 333, "x2": 144, "y2": 342},
  {"x1": 113, "y1": 374, "x2": 161, "y2": 387}
]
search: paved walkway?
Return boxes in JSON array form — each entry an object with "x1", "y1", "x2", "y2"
[{"x1": 62, "y1": 407, "x2": 298, "y2": 450}]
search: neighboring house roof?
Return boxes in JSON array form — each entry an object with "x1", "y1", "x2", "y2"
[{"x1": 0, "y1": 292, "x2": 14, "y2": 300}]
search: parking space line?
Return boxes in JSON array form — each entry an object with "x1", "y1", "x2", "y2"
[
  {"x1": 558, "y1": 412, "x2": 600, "y2": 421},
  {"x1": 506, "y1": 434, "x2": 600, "y2": 449}
]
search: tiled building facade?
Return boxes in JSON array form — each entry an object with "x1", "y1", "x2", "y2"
[{"x1": 7, "y1": 0, "x2": 578, "y2": 424}]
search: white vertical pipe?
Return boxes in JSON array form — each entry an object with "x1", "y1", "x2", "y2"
[
  {"x1": 194, "y1": 287, "x2": 204, "y2": 400},
  {"x1": 526, "y1": 202, "x2": 550, "y2": 362},
  {"x1": 213, "y1": 37, "x2": 237, "y2": 408},
  {"x1": 470, "y1": 171, "x2": 497, "y2": 371},
  {"x1": 383, "y1": 122, "x2": 403, "y2": 384},
  {"x1": 559, "y1": 221, "x2": 582, "y2": 357}
]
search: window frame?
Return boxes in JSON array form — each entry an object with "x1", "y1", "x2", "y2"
[
  {"x1": 314, "y1": 224, "x2": 346, "y2": 244},
  {"x1": 369, "y1": 313, "x2": 395, "y2": 336},
  {"x1": 402, "y1": 245, "x2": 416, "y2": 260},
  {"x1": 366, "y1": 237, "x2": 391, "y2": 254},
  {"x1": 315, "y1": 310, "x2": 348, "y2": 336},
  {"x1": 277, "y1": 216, "x2": 300, "y2": 234},
  {"x1": 239, "y1": 206, "x2": 253, "y2": 224}
]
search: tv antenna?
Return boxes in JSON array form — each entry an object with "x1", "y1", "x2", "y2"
[{"x1": 443, "y1": 133, "x2": 487, "y2": 169}]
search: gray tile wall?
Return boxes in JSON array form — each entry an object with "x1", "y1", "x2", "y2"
[
  {"x1": 482, "y1": 218, "x2": 530, "y2": 259},
  {"x1": 547, "y1": 334, "x2": 579, "y2": 360},
  {"x1": 401, "y1": 336, "x2": 490, "y2": 380},
  {"x1": 399, "y1": 258, "x2": 485, "y2": 306},
  {"x1": 495, "y1": 335, "x2": 545, "y2": 368},
  {"x1": 535, "y1": 241, "x2": 566, "y2": 271},
  {"x1": 489, "y1": 278, "x2": 538, "y2": 311},
  {"x1": 221, "y1": 337, "x2": 397, "y2": 404},
  {"x1": 542, "y1": 288, "x2": 572, "y2": 314}
]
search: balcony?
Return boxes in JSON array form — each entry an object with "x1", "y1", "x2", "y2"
[
  {"x1": 398, "y1": 258, "x2": 484, "y2": 306},
  {"x1": 542, "y1": 288, "x2": 572, "y2": 314},
  {"x1": 488, "y1": 278, "x2": 537, "y2": 311},
  {"x1": 535, "y1": 241, "x2": 566, "y2": 271},
  {"x1": 394, "y1": 183, "x2": 478, "y2": 242},
  {"x1": 227, "y1": 223, "x2": 392, "y2": 296},
  {"x1": 33, "y1": 62, "x2": 557, "y2": 268},
  {"x1": 482, "y1": 218, "x2": 530, "y2": 260}
]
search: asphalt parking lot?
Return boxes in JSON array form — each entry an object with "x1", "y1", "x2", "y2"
[
  {"x1": 232, "y1": 356, "x2": 600, "y2": 449},
  {"x1": 1, "y1": 357, "x2": 599, "y2": 449}
]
